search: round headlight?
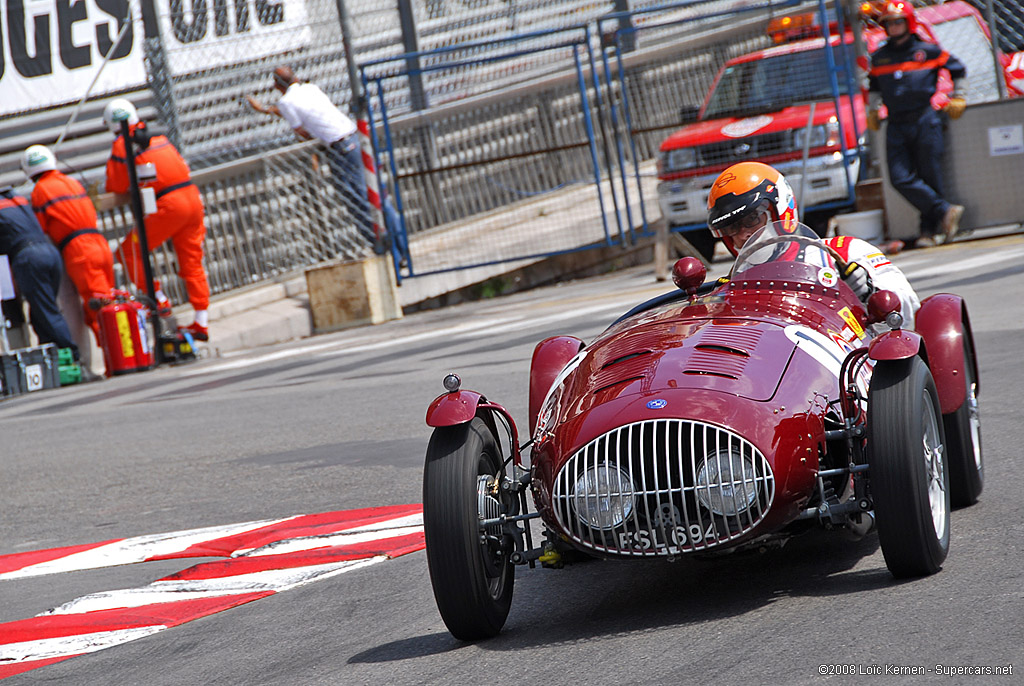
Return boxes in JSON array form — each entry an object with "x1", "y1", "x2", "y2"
[
  {"x1": 696, "y1": 449, "x2": 759, "y2": 517},
  {"x1": 572, "y1": 464, "x2": 636, "y2": 530}
]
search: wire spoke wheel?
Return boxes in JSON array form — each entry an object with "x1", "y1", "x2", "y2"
[
  {"x1": 423, "y1": 417, "x2": 514, "y2": 640},
  {"x1": 868, "y1": 357, "x2": 950, "y2": 578}
]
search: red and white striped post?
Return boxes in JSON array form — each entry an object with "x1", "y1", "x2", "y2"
[{"x1": 357, "y1": 117, "x2": 386, "y2": 246}]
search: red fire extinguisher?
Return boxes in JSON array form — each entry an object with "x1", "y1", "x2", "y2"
[{"x1": 95, "y1": 291, "x2": 154, "y2": 376}]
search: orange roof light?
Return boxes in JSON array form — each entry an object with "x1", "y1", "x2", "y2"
[{"x1": 767, "y1": 13, "x2": 820, "y2": 43}]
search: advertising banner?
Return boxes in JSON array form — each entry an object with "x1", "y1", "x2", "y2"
[
  {"x1": 0, "y1": 0, "x2": 147, "y2": 116},
  {"x1": 156, "y1": 0, "x2": 312, "y2": 77}
]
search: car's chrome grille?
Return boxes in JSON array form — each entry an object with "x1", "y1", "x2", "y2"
[{"x1": 552, "y1": 419, "x2": 774, "y2": 556}]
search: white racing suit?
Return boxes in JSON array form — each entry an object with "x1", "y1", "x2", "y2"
[{"x1": 825, "y1": 236, "x2": 921, "y2": 330}]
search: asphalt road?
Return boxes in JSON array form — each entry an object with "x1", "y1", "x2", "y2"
[{"x1": 1, "y1": 234, "x2": 1022, "y2": 685}]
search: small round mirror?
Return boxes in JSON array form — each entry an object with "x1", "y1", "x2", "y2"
[
  {"x1": 672, "y1": 257, "x2": 707, "y2": 295},
  {"x1": 867, "y1": 289, "x2": 901, "y2": 326}
]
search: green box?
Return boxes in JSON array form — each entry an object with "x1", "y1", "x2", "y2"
[
  {"x1": 59, "y1": 364, "x2": 82, "y2": 386},
  {"x1": 58, "y1": 347, "x2": 75, "y2": 366}
]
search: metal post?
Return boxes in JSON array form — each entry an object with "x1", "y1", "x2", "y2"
[
  {"x1": 613, "y1": 0, "x2": 636, "y2": 53},
  {"x1": 397, "y1": 0, "x2": 445, "y2": 230},
  {"x1": 140, "y1": 0, "x2": 184, "y2": 153},
  {"x1": 846, "y1": 0, "x2": 879, "y2": 175},
  {"x1": 120, "y1": 119, "x2": 164, "y2": 363},
  {"x1": 337, "y1": 0, "x2": 388, "y2": 254},
  {"x1": 397, "y1": 0, "x2": 427, "y2": 112},
  {"x1": 335, "y1": 0, "x2": 365, "y2": 116},
  {"x1": 984, "y1": 0, "x2": 1008, "y2": 100}
]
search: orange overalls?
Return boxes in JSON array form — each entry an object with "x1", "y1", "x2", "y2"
[
  {"x1": 31, "y1": 170, "x2": 115, "y2": 340},
  {"x1": 105, "y1": 125, "x2": 210, "y2": 311}
]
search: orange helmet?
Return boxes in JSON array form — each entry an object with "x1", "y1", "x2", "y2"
[
  {"x1": 879, "y1": 0, "x2": 916, "y2": 33},
  {"x1": 707, "y1": 162, "x2": 798, "y2": 255}
]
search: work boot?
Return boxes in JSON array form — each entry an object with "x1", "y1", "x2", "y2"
[
  {"x1": 940, "y1": 204, "x2": 965, "y2": 243},
  {"x1": 155, "y1": 298, "x2": 173, "y2": 317},
  {"x1": 180, "y1": 322, "x2": 209, "y2": 341}
]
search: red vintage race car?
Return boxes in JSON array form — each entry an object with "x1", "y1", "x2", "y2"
[{"x1": 422, "y1": 222, "x2": 982, "y2": 641}]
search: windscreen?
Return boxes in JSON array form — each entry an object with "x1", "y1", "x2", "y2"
[
  {"x1": 732, "y1": 221, "x2": 840, "y2": 286},
  {"x1": 703, "y1": 43, "x2": 854, "y2": 120}
]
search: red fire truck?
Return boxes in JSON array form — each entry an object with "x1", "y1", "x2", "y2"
[{"x1": 655, "y1": 0, "x2": 1024, "y2": 261}]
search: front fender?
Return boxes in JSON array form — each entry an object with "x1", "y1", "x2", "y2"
[
  {"x1": 868, "y1": 330, "x2": 923, "y2": 361},
  {"x1": 425, "y1": 390, "x2": 484, "y2": 427},
  {"x1": 915, "y1": 294, "x2": 972, "y2": 414},
  {"x1": 529, "y1": 336, "x2": 585, "y2": 435}
]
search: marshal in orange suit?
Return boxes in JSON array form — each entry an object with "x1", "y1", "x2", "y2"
[
  {"x1": 103, "y1": 98, "x2": 210, "y2": 341},
  {"x1": 23, "y1": 145, "x2": 115, "y2": 343}
]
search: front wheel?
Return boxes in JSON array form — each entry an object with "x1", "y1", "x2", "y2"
[
  {"x1": 944, "y1": 331, "x2": 983, "y2": 507},
  {"x1": 868, "y1": 356, "x2": 950, "y2": 578},
  {"x1": 423, "y1": 417, "x2": 514, "y2": 640}
]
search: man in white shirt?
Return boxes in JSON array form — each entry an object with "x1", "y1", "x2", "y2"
[{"x1": 248, "y1": 66, "x2": 385, "y2": 248}]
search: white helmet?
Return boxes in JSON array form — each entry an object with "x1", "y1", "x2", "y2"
[
  {"x1": 103, "y1": 98, "x2": 139, "y2": 134},
  {"x1": 21, "y1": 145, "x2": 57, "y2": 179}
]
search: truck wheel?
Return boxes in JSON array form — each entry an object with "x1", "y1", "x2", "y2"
[
  {"x1": 674, "y1": 228, "x2": 717, "y2": 263},
  {"x1": 423, "y1": 417, "x2": 514, "y2": 640},
  {"x1": 868, "y1": 357, "x2": 950, "y2": 578}
]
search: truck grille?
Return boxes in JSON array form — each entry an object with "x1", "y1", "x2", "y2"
[
  {"x1": 551, "y1": 419, "x2": 774, "y2": 556},
  {"x1": 697, "y1": 132, "x2": 789, "y2": 166}
]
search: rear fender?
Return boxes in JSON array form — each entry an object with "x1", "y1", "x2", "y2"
[
  {"x1": 915, "y1": 294, "x2": 973, "y2": 414},
  {"x1": 529, "y1": 336, "x2": 585, "y2": 435}
]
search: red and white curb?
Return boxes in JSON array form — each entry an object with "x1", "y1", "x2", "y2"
[{"x1": 0, "y1": 504, "x2": 424, "y2": 679}]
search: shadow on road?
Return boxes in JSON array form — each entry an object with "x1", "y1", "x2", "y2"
[{"x1": 349, "y1": 529, "x2": 896, "y2": 663}]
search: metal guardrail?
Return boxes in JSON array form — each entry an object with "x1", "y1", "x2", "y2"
[{"x1": 93, "y1": 140, "x2": 372, "y2": 308}]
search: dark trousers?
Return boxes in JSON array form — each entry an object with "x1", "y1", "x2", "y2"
[
  {"x1": 886, "y1": 108, "x2": 950, "y2": 235},
  {"x1": 10, "y1": 242, "x2": 79, "y2": 358},
  {"x1": 327, "y1": 135, "x2": 409, "y2": 260}
]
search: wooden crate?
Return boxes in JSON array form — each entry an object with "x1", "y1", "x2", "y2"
[{"x1": 305, "y1": 255, "x2": 402, "y2": 332}]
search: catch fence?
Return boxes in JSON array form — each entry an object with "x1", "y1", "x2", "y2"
[{"x1": 4, "y1": 0, "x2": 1020, "y2": 305}]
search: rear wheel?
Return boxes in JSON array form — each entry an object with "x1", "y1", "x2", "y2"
[
  {"x1": 423, "y1": 417, "x2": 514, "y2": 640},
  {"x1": 868, "y1": 357, "x2": 950, "y2": 578},
  {"x1": 944, "y1": 332, "x2": 983, "y2": 507}
]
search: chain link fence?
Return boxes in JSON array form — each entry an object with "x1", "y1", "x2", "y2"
[{"x1": 3, "y1": 0, "x2": 1021, "y2": 307}]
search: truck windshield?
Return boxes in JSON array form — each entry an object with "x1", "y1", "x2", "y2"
[{"x1": 703, "y1": 44, "x2": 853, "y2": 120}]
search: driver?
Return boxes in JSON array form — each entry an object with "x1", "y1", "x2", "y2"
[{"x1": 707, "y1": 162, "x2": 920, "y2": 327}]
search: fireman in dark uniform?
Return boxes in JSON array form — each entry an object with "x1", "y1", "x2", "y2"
[
  {"x1": 867, "y1": 0, "x2": 966, "y2": 246},
  {"x1": 0, "y1": 186, "x2": 79, "y2": 359}
]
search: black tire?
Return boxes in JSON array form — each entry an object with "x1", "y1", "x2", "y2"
[
  {"x1": 675, "y1": 228, "x2": 718, "y2": 263},
  {"x1": 944, "y1": 331, "x2": 983, "y2": 507},
  {"x1": 868, "y1": 357, "x2": 950, "y2": 578},
  {"x1": 423, "y1": 417, "x2": 514, "y2": 640}
]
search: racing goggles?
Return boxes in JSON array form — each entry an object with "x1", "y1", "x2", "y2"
[{"x1": 710, "y1": 200, "x2": 771, "y2": 238}]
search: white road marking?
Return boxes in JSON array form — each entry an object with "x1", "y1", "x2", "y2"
[
  {"x1": 900, "y1": 246, "x2": 1024, "y2": 280},
  {"x1": 44, "y1": 558, "x2": 385, "y2": 616},
  {"x1": 183, "y1": 316, "x2": 527, "y2": 374},
  {"x1": 0, "y1": 517, "x2": 294, "y2": 580},
  {"x1": 0, "y1": 627, "x2": 166, "y2": 665},
  {"x1": 243, "y1": 525, "x2": 423, "y2": 557}
]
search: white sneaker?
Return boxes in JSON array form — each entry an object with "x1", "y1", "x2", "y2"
[{"x1": 941, "y1": 205, "x2": 965, "y2": 243}]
